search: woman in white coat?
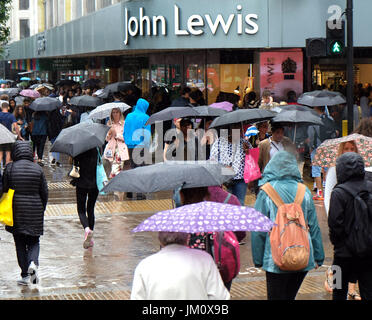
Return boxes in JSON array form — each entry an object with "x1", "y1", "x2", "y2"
[{"x1": 130, "y1": 232, "x2": 230, "y2": 300}]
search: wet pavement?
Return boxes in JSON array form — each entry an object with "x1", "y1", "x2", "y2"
[{"x1": 0, "y1": 143, "x2": 337, "y2": 300}]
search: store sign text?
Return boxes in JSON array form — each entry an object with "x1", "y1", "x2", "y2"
[{"x1": 124, "y1": 5, "x2": 259, "y2": 45}]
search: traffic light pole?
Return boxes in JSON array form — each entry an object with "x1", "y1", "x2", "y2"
[{"x1": 346, "y1": 0, "x2": 354, "y2": 134}]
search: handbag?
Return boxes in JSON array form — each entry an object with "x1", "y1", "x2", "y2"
[
  {"x1": 69, "y1": 165, "x2": 80, "y2": 178},
  {"x1": 0, "y1": 164, "x2": 15, "y2": 226},
  {"x1": 96, "y1": 148, "x2": 108, "y2": 195},
  {"x1": 243, "y1": 147, "x2": 261, "y2": 183}
]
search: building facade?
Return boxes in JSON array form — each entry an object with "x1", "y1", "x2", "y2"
[{"x1": 3, "y1": 0, "x2": 372, "y2": 104}]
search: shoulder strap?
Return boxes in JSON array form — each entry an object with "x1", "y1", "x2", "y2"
[
  {"x1": 261, "y1": 183, "x2": 284, "y2": 208},
  {"x1": 223, "y1": 193, "x2": 232, "y2": 204},
  {"x1": 294, "y1": 183, "x2": 306, "y2": 206}
]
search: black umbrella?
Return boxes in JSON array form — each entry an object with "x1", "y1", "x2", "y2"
[
  {"x1": 193, "y1": 105, "x2": 228, "y2": 117},
  {"x1": 82, "y1": 79, "x2": 101, "y2": 89},
  {"x1": 56, "y1": 79, "x2": 77, "y2": 87},
  {"x1": 272, "y1": 109, "x2": 323, "y2": 143},
  {"x1": 96, "y1": 81, "x2": 131, "y2": 99},
  {"x1": 50, "y1": 122, "x2": 110, "y2": 157},
  {"x1": 0, "y1": 88, "x2": 21, "y2": 97},
  {"x1": 209, "y1": 109, "x2": 276, "y2": 128},
  {"x1": 29, "y1": 97, "x2": 62, "y2": 112},
  {"x1": 146, "y1": 106, "x2": 201, "y2": 125},
  {"x1": 69, "y1": 95, "x2": 103, "y2": 108},
  {"x1": 102, "y1": 161, "x2": 235, "y2": 193},
  {"x1": 297, "y1": 90, "x2": 346, "y2": 107}
]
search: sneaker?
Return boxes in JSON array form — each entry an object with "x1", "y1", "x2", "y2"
[
  {"x1": 56, "y1": 162, "x2": 61, "y2": 167},
  {"x1": 313, "y1": 193, "x2": 324, "y2": 201},
  {"x1": 51, "y1": 159, "x2": 56, "y2": 165},
  {"x1": 17, "y1": 276, "x2": 30, "y2": 286},
  {"x1": 28, "y1": 262, "x2": 39, "y2": 284},
  {"x1": 37, "y1": 161, "x2": 44, "y2": 167},
  {"x1": 83, "y1": 230, "x2": 94, "y2": 249}
]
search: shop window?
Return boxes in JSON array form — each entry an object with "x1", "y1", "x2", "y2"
[
  {"x1": 19, "y1": 0, "x2": 29, "y2": 10},
  {"x1": 75, "y1": 0, "x2": 83, "y2": 19},
  {"x1": 19, "y1": 19, "x2": 30, "y2": 39},
  {"x1": 101, "y1": 0, "x2": 112, "y2": 8},
  {"x1": 85, "y1": 0, "x2": 96, "y2": 14}
]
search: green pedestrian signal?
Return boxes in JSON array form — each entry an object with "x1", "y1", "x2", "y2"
[{"x1": 330, "y1": 40, "x2": 343, "y2": 54}]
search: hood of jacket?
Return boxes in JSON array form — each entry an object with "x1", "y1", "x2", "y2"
[
  {"x1": 133, "y1": 98, "x2": 149, "y2": 114},
  {"x1": 259, "y1": 150, "x2": 302, "y2": 186},
  {"x1": 336, "y1": 152, "x2": 365, "y2": 184},
  {"x1": 11, "y1": 141, "x2": 34, "y2": 162}
]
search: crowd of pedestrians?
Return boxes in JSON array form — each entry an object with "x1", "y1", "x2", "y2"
[{"x1": 1, "y1": 78, "x2": 372, "y2": 301}]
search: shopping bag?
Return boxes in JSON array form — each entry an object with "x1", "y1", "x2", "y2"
[
  {"x1": 0, "y1": 188, "x2": 14, "y2": 226},
  {"x1": 243, "y1": 147, "x2": 261, "y2": 183},
  {"x1": 96, "y1": 149, "x2": 108, "y2": 195}
]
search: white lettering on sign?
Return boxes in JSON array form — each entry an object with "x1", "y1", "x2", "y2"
[{"x1": 124, "y1": 4, "x2": 259, "y2": 45}]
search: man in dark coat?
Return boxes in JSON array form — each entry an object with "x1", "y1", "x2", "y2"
[
  {"x1": 2, "y1": 141, "x2": 48, "y2": 286},
  {"x1": 328, "y1": 152, "x2": 372, "y2": 300}
]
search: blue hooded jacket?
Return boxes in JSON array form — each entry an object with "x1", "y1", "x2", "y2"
[
  {"x1": 123, "y1": 98, "x2": 151, "y2": 149},
  {"x1": 251, "y1": 151, "x2": 325, "y2": 273}
]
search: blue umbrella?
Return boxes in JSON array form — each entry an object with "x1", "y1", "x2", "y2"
[{"x1": 20, "y1": 77, "x2": 31, "y2": 81}]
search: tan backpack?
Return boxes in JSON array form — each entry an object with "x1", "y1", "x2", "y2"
[{"x1": 261, "y1": 182, "x2": 310, "y2": 271}]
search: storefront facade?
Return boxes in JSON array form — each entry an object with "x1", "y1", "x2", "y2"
[{"x1": 4, "y1": 0, "x2": 372, "y2": 104}]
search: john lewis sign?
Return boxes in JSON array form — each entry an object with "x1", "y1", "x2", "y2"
[{"x1": 124, "y1": 4, "x2": 259, "y2": 45}]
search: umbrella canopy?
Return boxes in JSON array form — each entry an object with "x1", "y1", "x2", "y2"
[
  {"x1": 132, "y1": 201, "x2": 274, "y2": 233},
  {"x1": 29, "y1": 97, "x2": 62, "y2": 112},
  {"x1": 82, "y1": 79, "x2": 101, "y2": 89},
  {"x1": 271, "y1": 109, "x2": 323, "y2": 126},
  {"x1": 20, "y1": 89, "x2": 41, "y2": 99},
  {"x1": 20, "y1": 77, "x2": 31, "y2": 81},
  {"x1": 297, "y1": 90, "x2": 346, "y2": 107},
  {"x1": 102, "y1": 161, "x2": 235, "y2": 193},
  {"x1": 56, "y1": 79, "x2": 77, "y2": 87},
  {"x1": 0, "y1": 88, "x2": 21, "y2": 98},
  {"x1": 193, "y1": 105, "x2": 228, "y2": 118},
  {"x1": 209, "y1": 109, "x2": 276, "y2": 128},
  {"x1": 69, "y1": 95, "x2": 103, "y2": 108},
  {"x1": 312, "y1": 133, "x2": 372, "y2": 168},
  {"x1": 50, "y1": 122, "x2": 110, "y2": 157},
  {"x1": 146, "y1": 106, "x2": 200, "y2": 125},
  {"x1": 87, "y1": 102, "x2": 131, "y2": 120},
  {"x1": 14, "y1": 96, "x2": 25, "y2": 105},
  {"x1": 209, "y1": 101, "x2": 234, "y2": 112},
  {"x1": 96, "y1": 81, "x2": 132, "y2": 98},
  {"x1": 0, "y1": 123, "x2": 17, "y2": 145}
]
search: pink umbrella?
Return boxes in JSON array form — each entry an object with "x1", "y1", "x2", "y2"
[
  {"x1": 209, "y1": 101, "x2": 233, "y2": 112},
  {"x1": 20, "y1": 89, "x2": 41, "y2": 99}
]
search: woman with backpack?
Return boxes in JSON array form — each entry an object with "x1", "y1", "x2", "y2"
[
  {"x1": 251, "y1": 151, "x2": 325, "y2": 300},
  {"x1": 328, "y1": 152, "x2": 372, "y2": 300}
]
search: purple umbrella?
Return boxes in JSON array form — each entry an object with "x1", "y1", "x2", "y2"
[
  {"x1": 209, "y1": 101, "x2": 233, "y2": 112},
  {"x1": 132, "y1": 201, "x2": 274, "y2": 233},
  {"x1": 20, "y1": 89, "x2": 41, "y2": 99}
]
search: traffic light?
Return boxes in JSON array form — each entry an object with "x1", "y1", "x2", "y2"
[
  {"x1": 306, "y1": 38, "x2": 327, "y2": 57},
  {"x1": 326, "y1": 20, "x2": 345, "y2": 56}
]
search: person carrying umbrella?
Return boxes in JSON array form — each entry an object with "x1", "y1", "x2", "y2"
[
  {"x1": 130, "y1": 231, "x2": 230, "y2": 300},
  {"x1": 123, "y1": 98, "x2": 151, "y2": 200},
  {"x1": 251, "y1": 151, "x2": 325, "y2": 300},
  {"x1": 30, "y1": 111, "x2": 49, "y2": 166},
  {"x1": 209, "y1": 123, "x2": 252, "y2": 206},
  {"x1": 103, "y1": 107, "x2": 130, "y2": 200},
  {"x1": 0, "y1": 102, "x2": 23, "y2": 167}
]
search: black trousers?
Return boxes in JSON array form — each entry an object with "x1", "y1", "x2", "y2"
[
  {"x1": 76, "y1": 187, "x2": 99, "y2": 230},
  {"x1": 31, "y1": 135, "x2": 47, "y2": 160},
  {"x1": 266, "y1": 271, "x2": 308, "y2": 300},
  {"x1": 332, "y1": 256, "x2": 372, "y2": 300},
  {"x1": 13, "y1": 233, "x2": 40, "y2": 278}
]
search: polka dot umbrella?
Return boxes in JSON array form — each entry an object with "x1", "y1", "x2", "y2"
[{"x1": 132, "y1": 201, "x2": 274, "y2": 233}]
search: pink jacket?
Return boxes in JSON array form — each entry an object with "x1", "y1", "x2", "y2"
[
  {"x1": 104, "y1": 121, "x2": 129, "y2": 162},
  {"x1": 208, "y1": 186, "x2": 241, "y2": 205}
]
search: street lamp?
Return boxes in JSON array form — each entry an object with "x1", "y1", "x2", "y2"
[{"x1": 346, "y1": 0, "x2": 353, "y2": 134}]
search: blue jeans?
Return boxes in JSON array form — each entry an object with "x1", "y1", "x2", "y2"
[{"x1": 227, "y1": 179, "x2": 248, "y2": 206}]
